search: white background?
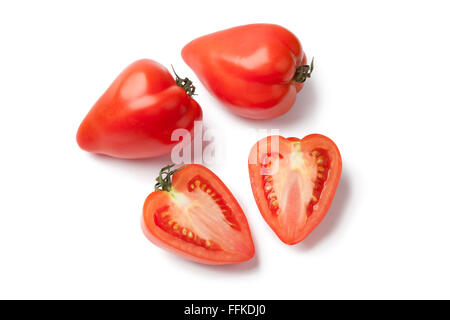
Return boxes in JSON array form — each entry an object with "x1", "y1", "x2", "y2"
[{"x1": 1, "y1": 0, "x2": 449, "y2": 299}]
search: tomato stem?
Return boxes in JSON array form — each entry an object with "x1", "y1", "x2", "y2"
[
  {"x1": 293, "y1": 57, "x2": 314, "y2": 83},
  {"x1": 155, "y1": 164, "x2": 184, "y2": 192},
  {"x1": 171, "y1": 65, "x2": 196, "y2": 97}
]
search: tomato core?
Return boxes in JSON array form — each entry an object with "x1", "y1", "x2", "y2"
[
  {"x1": 187, "y1": 176, "x2": 241, "y2": 231},
  {"x1": 152, "y1": 174, "x2": 247, "y2": 254},
  {"x1": 154, "y1": 206, "x2": 221, "y2": 250}
]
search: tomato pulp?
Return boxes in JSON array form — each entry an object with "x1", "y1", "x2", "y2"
[
  {"x1": 77, "y1": 59, "x2": 202, "y2": 159},
  {"x1": 142, "y1": 164, "x2": 255, "y2": 264},
  {"x1": 248, "y1": 135, "x2": 342, "y2": 244},
  {"x1": 182, "y1": 24, "x2": 313, "y2": 119}
]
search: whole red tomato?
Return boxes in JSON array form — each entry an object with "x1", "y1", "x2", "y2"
[
  {"x1": 76, "y1": 59, "x2": 202, "y2": 159},
  {"x1": 182, "y1": 24, "x2": 313, "y2": 119}
]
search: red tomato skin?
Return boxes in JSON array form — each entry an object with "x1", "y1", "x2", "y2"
[
  {"x1": 182, "y1": 24, "x2": 308, "y2": 119},
  {"x1": 248, "y1": 134, "x2": 342, "y2": 245},
  {"x1": 76, "y1": 59, "x2": 202, "y2": 159},
  {"x1": 142, "y1": 165, "x2": 255, "y2": 265}
]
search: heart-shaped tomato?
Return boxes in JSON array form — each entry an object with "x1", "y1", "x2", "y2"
[
  {"x1": 142, "y1": 164, "x2": 255, "y2": 264},
  {"x1": 182, "y1": 24, "x2": 313, "y2": 119},
  {"x1": 248, "y1": 134, "x2": 342, "y2": 245},
  {"x1": 76, "y1": 59, "x2": 202, "y2": 159}
]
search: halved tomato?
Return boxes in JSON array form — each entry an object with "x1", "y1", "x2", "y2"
[
  {"x1": 142, "y1": 164, "x2": 255, "y2": 264},
  {"x1": 248, "y1": 134, "x2": 342, "y2": 245}
]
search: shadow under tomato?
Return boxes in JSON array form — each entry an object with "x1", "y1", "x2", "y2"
[
  {"x1": 268, "y1": 80, "x2": 318, "y2": 128},
  {"x1": 86, "y1": 124, "x2": 214, "y2": 183},
  {"x1": 225, "y1": 80, "x2": 318, "y2": 130},
  {"x1": 162, "y1": 251, "x2": 261, "y2": 275},
  {"x1": 161, "y1": 238, "x2": 261, "y2": 274},
  {"x1": 86, "y1": 152, "x2": 173, "y2": 187},
  {"x1": 295, "y1": 168, "x2": 352, "y2": 250}
]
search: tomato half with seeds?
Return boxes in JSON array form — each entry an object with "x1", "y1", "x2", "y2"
[
  {"x1": 142, "y1": 164, "x2": 255, "y2": 264},
  {"x1": 248, "y1": 134, "x2": 342, "y2": 245}
]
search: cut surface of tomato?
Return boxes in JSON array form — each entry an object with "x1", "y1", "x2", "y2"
[
  {"x1": 142, "y1": 164, "x2": 254, "y2": 264},
  {"x1": 248, "y1": 134, "x2": 342, "y2": 245}
]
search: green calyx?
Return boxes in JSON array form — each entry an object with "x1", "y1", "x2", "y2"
[
  {"x1": 293, "y1": 57, "x2": 314, "y2": 83},
  {"x1": 154, "y1": 164, "x2": 184, "y2": 192},
  {"x1": 171, "y1": 65, "x2": 196, "y2": 97}
]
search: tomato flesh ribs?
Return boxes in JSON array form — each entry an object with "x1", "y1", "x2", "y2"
[
  {"x1": 249, "y1": 135, "x2": 341, "y2": 245},
  {"x1": 143, "y1": 165, "x2": 254, "y2": 265}
]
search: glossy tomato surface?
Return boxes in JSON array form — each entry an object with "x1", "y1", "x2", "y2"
[
  {"x1": 182, "y1": 24, "x2": 312, "y2": 119},
  {"x1": 77, "y1": 59, "x2": 202, "y2": 159},
  {"x1": 142, "y1": 164, "x2": 255, "y2": 265},
  {"x1": 248, "y1": 135, "x2": 342, "y2": 244}
]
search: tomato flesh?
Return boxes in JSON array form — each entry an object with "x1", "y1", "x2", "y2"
[
  {"x1": 249, "y1": 135, "x2": 342, "y2": 245},
  {"x1": 143, "y1": 165, "x2": 254, "y2": 264},
  {"x1": 154, "y1": 205, "x2": 222, "y2": 251}
]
